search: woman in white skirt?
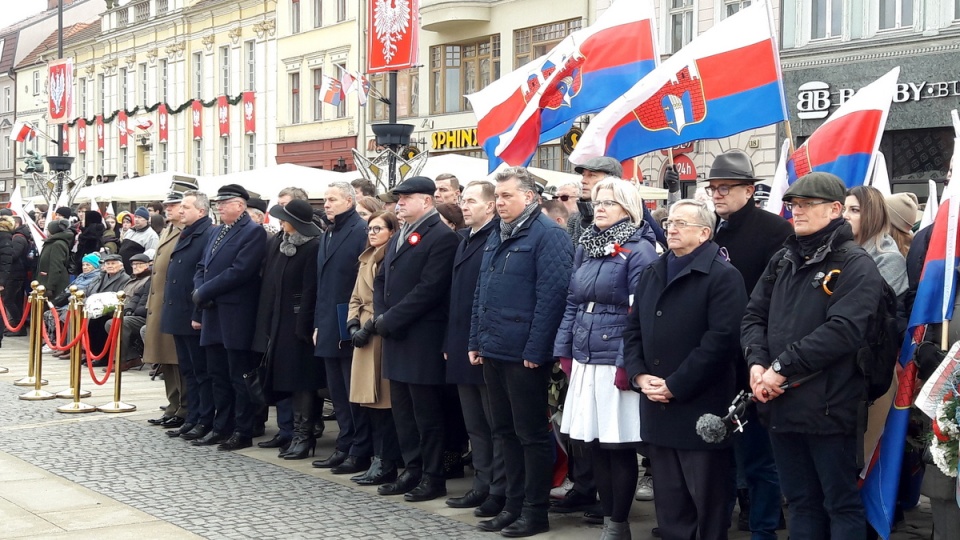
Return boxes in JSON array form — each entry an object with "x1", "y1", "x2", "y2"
[{"x1": 554, "y1": 178, "x2": 659, "y2": 539}]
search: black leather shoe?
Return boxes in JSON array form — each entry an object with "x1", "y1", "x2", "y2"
[
  {"x1": 582, "y1": 509, "x2": 603, "y2": 525},
  {"x1": 180, "y1": 424, "x2": 211, "y2": 441},
  {"x1": 354, "y1": 459, "x2": 398, "y2": 486},
  {"x1": 549, "y1": 489, "x2": 597, "y2": 513},
  {"x1": 477, "y1": 511, "x2": 519, "y2": 532},
  {"x1": 217, "y1": 433, "x2": 253, "y2": 451},
  {"x1": 331, "y1": 455, "x2": 371, "y2": 475},
  {"x1": 312, "y1": 449, "x2": 348, "y2": 469},
  {"x1": 377, "y1": 469, "x2": 421, "y2": 495},
  {"x1": 147, "y1": 415, "x2": 173, "y2": 425},
  {"x1": 500, "y1": 515, "x2": 549, "y2": 537},
  {"x1": 160, "y1": 416, "x2": 185, "y2": 428},
  {"x1": 167, "y1": 422, "x2": 195, "y2": 438},
  {"x1": 446, "y1": 489, "x2": 488, "y2": 509},
  {"x1": 191, "y1": 430, "x2": 229, "y2": 446},
  {"x1": 404, "y1": 477, "x2": 447, "y2": 502},
  {"x1": 257, "y1": 433, "x2": 292, "y2": 449},
  {"x1": 474, "y1": 495, "x2": 506, "y2": 518}
]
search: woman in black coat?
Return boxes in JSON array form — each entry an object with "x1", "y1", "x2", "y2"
[
  {"x1": 73, "y1": 211, "x2": 106, "y2": 274},
  {"x1": 253, "y1": 200, "x2": 322, "y2": 460}
]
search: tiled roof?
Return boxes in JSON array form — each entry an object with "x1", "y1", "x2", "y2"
[
  {"x1": 0, "y1": 31, "x2": 19, "y2": 75},
  {"x1": 14, "y1": 22, "x2": 94, "y2": 71}
]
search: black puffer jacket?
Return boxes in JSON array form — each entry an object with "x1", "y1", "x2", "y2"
[
  {"x1": 741, "y1": 222, "x2": 884, "y2": 436},
  {"x1": 0, "y1": 217, "x2": 17, "y2": 288}
]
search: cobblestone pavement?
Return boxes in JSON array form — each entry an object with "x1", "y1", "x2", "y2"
[{"x1": 0, "y1": 336, "x2": 934, "y2": 539}]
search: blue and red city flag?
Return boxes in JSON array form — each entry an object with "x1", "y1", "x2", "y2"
[
  {"x1": 569, "y1": 0, "x2": 786, "y2": 165},
  {"x1": 466, "y1": 0, "x2": 659, "y2": 172},
  {"x1": 861, "y1": 141, "x2": 960, "y2": 539}
]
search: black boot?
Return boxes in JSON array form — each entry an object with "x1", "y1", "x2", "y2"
[
  {"x1": 282, "y1": 390, "x2": 317, "y2": 460},
  {"x1": 354, "y1": 458, "x2": 398, "y2": 486}
]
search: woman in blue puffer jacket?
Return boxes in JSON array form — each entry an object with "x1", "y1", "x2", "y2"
[{"x1": 554, "y1": 178, "x2": 658, "y2": 539}]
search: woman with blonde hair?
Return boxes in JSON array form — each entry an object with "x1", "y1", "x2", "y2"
[{"x1": 356, "y1": 196, "x2": 385, "y2": 222}]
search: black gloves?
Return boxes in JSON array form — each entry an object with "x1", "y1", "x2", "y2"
[
  {"x1": 346, "y1": 318, "x2": 361, "y2": 337},
  {"x1": 374, "y1": 315, "x2": 389, "y2": 339},
  {"x1": 915, "y1": 341, "x2": 946, "y2": 382},
  {"x1": 192, "y1": 290, "x2": 214, "y2": 310},
  {"x1": 351, "y1": 319, "x2": 376, "y2": 348},
  {"x1": 664, "y1": 165, "x2": 680, "y2": 192}
]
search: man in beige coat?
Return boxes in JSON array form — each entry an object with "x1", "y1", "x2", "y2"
[{"x1": 145, "y1": 180, "x2": 195, "y2": 430}]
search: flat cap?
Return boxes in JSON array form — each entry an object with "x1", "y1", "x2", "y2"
[
  {"x1": 574, "y1": 156, "x2": 622, "y2": 178},
  {"x1": 130, "y1": 253, "x2": 153, "y2": 263},
  {"x1": 392, "y1": 176, "x2": 436, "y2": 196},
  {"x1": 782, "y1": 172, "x2": 846, "y2": 203},
  {"x1": 212, "y1": 183, "x2": 250, "y2": 202},
  {"x1": 101, "y1": 253, "x2": 123, "y2": 262},
  {"x1": 247, "y1": 197, "x2": 268, "y2": 214}
]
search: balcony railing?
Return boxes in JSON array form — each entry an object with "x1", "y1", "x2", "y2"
[
  {"x1": 157, "y1": 0, "x2": 168, "y2": 15},
  {"x1": 134, "y1": 1, "x2": 150, "y2": 22}
]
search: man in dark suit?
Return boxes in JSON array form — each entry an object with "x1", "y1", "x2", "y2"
[
  {"x1": 163, "y1": 190, "x2": 215, "y2": 441},
  {"x1": 312, "y1": 181, "x2": 372, "y2": 473},
  {"x1": 374, "y1": 176, "x2": 460, "y2": 503},
  {"x1": 192, "y1": 184, "x2": 266, "y2": 451},
  {"x1": 444, "y1": 180, "x2": 505, "y2": 517}
]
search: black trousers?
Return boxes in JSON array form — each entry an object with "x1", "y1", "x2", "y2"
[
  {"x1": 323, "y1": 355, "x2": 372, "y2": 457},
  {"x1": 175, "y1": 334, "x2": 213, "y2": 427},
  {"x1": 366, "y1": 406, "x2": 402, "y2": 463},
  {"x1": 458, "y1": 383, "x2": 506, "y2": 496},
  {"x1": 484, "y1": 359, "x2": 552, "y2": 522},
  {"x1": 390, "y1": 380, "x2": 445, "y2": 480},
  {"x1": 2, "y1": 278, "x2": 25, "y2": 334},
  {"x1": 646, "y1": 443, "x2": 733, "y2": 540},
  {"x1": 205, "y1": 345, "x2": 255, "y2": 436}
]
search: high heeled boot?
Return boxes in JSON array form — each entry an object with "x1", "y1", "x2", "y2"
[{"x1": 282, "y1": 390, "x2": 317, "y2": 460}]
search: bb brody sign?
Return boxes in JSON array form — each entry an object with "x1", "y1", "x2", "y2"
[{"x1": 796, "y1": 78, "x2": 960, "y2": 119}]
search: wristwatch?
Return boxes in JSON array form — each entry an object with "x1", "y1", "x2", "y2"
[{"x1": 772, "y1": 359, "x2": 783, "y2": 374}]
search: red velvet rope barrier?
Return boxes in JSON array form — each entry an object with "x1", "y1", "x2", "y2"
[
  {"x1": 0, "y1": 295, "x2": 31, "y2": 333},
  {"x1": 83, "y1": 319, "x2": 120, "y2": 386},
  {"x1": 40, "y1": 304, "x2": 83, "y2": 351}
]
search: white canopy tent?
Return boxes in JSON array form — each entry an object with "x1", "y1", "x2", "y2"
[
  {"x1": 201, "y1": 163, "x2": 353, "y2": 202},
  {"x1": 416, "y1": 153, "x2": 669, "y2": 200},
  {"x1": 73, "y1": 172, "x2": 206, "y2": 203}
]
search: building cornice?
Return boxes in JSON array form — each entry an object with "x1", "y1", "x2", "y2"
[{"x1": 781, "y1": 31, "x2": 960, "y2": 69}]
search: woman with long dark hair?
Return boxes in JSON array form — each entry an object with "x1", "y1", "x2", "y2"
[{"x1": 843, "y1": 185, "x2": 907, "y2": 296}]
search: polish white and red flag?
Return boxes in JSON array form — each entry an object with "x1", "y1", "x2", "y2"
[{"x1": 10, "y1": 121, "x2": 36, "y2": 143}]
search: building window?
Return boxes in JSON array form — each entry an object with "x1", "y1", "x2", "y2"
[
  {"x1": 667, "y1": 0, "x2": 695, "y2": 53},
  {"x1": 119, "y1": 67, "x2": 128, "y2": 109},
  {"x1": 534, "y1": 145, "x2": 573, "y2": 173},
  {"x1": 2, "y1": 86, "x2": 8, "y2": 112},
  {"x1": 291, "y1": 0, "x2": 301, "y2": 33},
  {"x1": 159, "y1": 142, "x2": 168, "y2": 172},
  {"x1": 2, "y1": 135, "x2": 10, "y2": 169},
  {"x1": 313, "y1": 0, "x2": 323, "y2": 27},
  {"x1": 337, "y1": 0, "x2": 346, "y2": 21},
  {"x1": 118, "y1": 7, "x2": 129, "y2": 27},
  {"x1": 33, "y1": 71, "x2": 40, "y2": 95},
  {"x1": 515, "y1": 20, "x2": 579, "y2": 68},
  {"x1": 312, "y1": 68, "x2": 324, "y2": 121},
  {"x1": 194, "y1": 139, "x2": 203, "y2": 175},
  {"x1": 120, "y1": 147, "x2": 128, "y2": 176},
  {"x1": 159, "y1": 59, "x2": 168, "y2": 102},
  {"x1": 290, "y1": 72, "x2": 300, "y2": 124},
  {"x1": 76, "y1": 81, "x2": 84, "y2": 116},
  {"x1": 193, "y1": 52, "x2": 203, "y2": 99},
  {"x1": 139, "y1": 62, "x2": 148, "y2": 105},
  {"x1": 98, "y1": 73, "x2": 105, "y2": 113},
  {"x1": 246, "y1": 134, "x2": 256, "y2": 170},
  {"x1": 431, "y1": 36, "x2": 499, "y2": 114},
  {"x1": 724, "y1": 0, "x2": 751, "y2": 17},
  {"x1": 221, "y1": 137, "x2": 230, "y2": 174},
  {"x1": 879, "y1": 0, "x2": 913, "y2": 30},
  {"x1": 220, "y1": 46, "x2": 230, "y2": 95},
  {"x1": 244, "y1": 40, "x2": 256, "y2": 91},
  {"x1": 811, "y1": 0, "x2": 842, "y2": 39}
]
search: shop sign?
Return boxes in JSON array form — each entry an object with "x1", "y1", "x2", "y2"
[
  {"x1": 797, "y1": 78, "x2": 960, "y2": 119},
  {"x1": 660, "y1": 142, "x2": 695, "y2": 156},
  {"x1": 431, "y1": 128, "x2": 478, "y2": 150}
]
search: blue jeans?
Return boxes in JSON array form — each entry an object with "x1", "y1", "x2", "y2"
[
  {"x1": 769, "y1": 432, "x2": 865, "y2": 540},
  {"x1": 734, "y1": 406, "x2": 782, "y2": 540}
]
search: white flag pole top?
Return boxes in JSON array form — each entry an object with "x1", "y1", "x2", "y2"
[
  {"x1": 9, "y1": 185, "x2": 47, "y2": 253},
  {"x1": 765, "y1": 138, "x2": 792, "y2": 217},
  {"x1": 569, "y1": 0, "x2": 774, "y2": 163},
  {"x1": 943, "y1": 136, "x2": 960, "y2": 323},
  {"x1": 869, "y1": 151, "x2": 892, "y2": 196},
  {"x1": 919, "y1": 179, "x2": 939, "y2": 230}
]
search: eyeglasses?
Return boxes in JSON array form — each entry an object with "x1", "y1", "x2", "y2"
[
  {"x1": 783, "y1": 200, "x2": 832, "y2": 212},
  {"x1": 663, "y1": 219, "x2": 709, "y2": 230},
  {"x1": 704, "y1": 184, "x2": 751, "y2": 196},
  {"x1": 591, "y1": 200, "x2": 622, "y2": 209},
  {"x1": 367, "y1": 226, "x2": 387, "y2": 235},
  {"x1": 557, "y1": 194, "x2": 572, "y2": 202}
]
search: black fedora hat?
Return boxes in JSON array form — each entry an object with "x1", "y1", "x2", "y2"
[{"x1": 268, "y1": 200, "x2": 322, "y2": 237}]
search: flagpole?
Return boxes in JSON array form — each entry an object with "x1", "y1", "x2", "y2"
[{"x1": 783, "y1": 120, "x2": 796, "y2": 154}]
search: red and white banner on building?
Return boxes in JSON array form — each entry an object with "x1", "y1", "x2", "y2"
[
  {"x1": 61, "y1": 125, "x2": 69, "y2": 155},
  {"x1": 77, "y1": 118, "x2": 86, "y2": 153},
  {"x1": 192, "y1": 100, "x2": 203, "y2": 140},
  {"x1": 367, "y1": 0, "x2": 420, "y2": 73},
  {"x1": 95, "y1": 115, "x2": 104, "y2": 151},
  {"x1": 47, "y1": 59, "x2": 73, "y2": 124},
  {"x1": 158, "y1": 104, "x2": 169, "y2": 143},
  {"x1": 217, "y1": 95, "x2": 230, "y2": 137},
  {"x1": 242, "y1": 92, "x2": 256, "y2": 134},
  {"x1": 118, "y1": 110, "x2": 129, "y2": 148}
]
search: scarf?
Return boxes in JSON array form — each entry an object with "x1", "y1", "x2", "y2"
[
  {"x1": 578, "y1": 218, "x2": 636, "y2": 259},
  {"x1": 279, "y1": 231, "x2": 314, "y2": 256},
  {"x1": 796, "y1": 217, "x2": 845, "y2": 259},
  {"x1": 500, "y1": 202, "x2": 539, "y2": 241}
]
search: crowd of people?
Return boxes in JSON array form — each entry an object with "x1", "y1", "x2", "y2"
[{"x1": 2, "y1": 150, "x2": 956, "y2": 540}]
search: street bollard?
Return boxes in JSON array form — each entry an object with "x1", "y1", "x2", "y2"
[
  {"x1": 13, "y1": 283, "x2": 43, "y2": 387},
  {"x1": 57, "y1": 290, "x2": 95, "y2": 414},
  {"x1": 20, "y1": 285, "x2": 54, "y2": 400},
  {"x1": 98, "y1": 291, "x2": 135, "y2": 413}
]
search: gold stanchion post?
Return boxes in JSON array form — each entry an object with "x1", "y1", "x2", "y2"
[
  {"x1": 13, "y1": 283, "x2": 41, "y2": 386},
  {"x1": 98, "y1": 292, "x2": 135, "y2": 413},
  {"x1": 20, "y1": 285, "x2": 54, "y2": 400},
  {"x1": 56, "y1": 287, "x2": 90, "y2": 399},
  {"x1": 57, "y1": 290, "x2": 94, "y2": 413}
]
